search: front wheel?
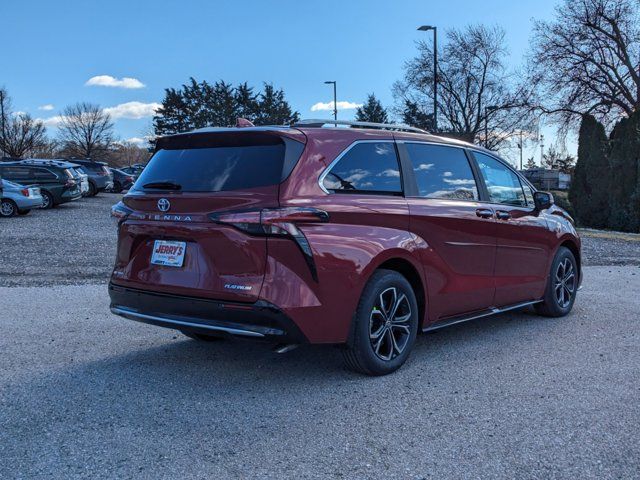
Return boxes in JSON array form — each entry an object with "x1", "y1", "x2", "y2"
[
  {"x1": 535, "y1": 246, "x2": 578, "y2": 317},
  {"x1": 343, "y1": 269, "x2": 419, "y2": 376}
]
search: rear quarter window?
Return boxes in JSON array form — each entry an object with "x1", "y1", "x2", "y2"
[{"x1": 322, "y1": 142, "x2": 402, "y2": 194}]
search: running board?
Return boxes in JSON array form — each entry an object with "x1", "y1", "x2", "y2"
[{"x1": 422, "y1": 299, "x2": 542, "y2": 333}]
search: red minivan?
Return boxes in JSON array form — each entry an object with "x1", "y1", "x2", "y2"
[{"x1": 109, "y1": 120, "x2": 581, "y2": 375}]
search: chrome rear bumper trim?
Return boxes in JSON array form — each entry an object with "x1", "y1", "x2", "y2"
[{"x1": 110, "y1": 307, "x2": 265, "y2": 338}]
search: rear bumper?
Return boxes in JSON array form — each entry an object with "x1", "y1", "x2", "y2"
[{"x1": 108, "y1": 283, "x2": 308, "y2": 343}]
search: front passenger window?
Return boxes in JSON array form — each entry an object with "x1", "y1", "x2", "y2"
[{"x1": 474, "y1": 153, "x2": 526, "y2": 207}]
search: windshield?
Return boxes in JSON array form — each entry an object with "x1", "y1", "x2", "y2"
[{"x1": 132, "y1": 143, "x2": 287, "y2": 193}]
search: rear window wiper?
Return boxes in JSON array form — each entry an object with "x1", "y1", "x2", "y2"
[{"x1": 142, "y1": 181, "x2": 182, "y2": 190}]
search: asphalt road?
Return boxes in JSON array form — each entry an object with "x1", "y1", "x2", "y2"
[{"x1": 1, "y1": 266, "x2": 638, "y2": 479}]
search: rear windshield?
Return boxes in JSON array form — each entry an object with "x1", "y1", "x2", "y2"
[{"x1": 132, "y1": 135, "x2": 300, "y2": 193}]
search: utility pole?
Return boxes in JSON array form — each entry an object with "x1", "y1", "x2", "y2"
[
  {"x1": 0, "y1": 90, "x2": 5, "y2": 157},
  {"x1": 324, "y1": 81, "x2": 337, "y2": 125},
  {"x1": 417, "y1": 25, "x2": 438, "y2": 131},
  {"x1": 540, "y1": 134, "x2": 545, "y2": 165}
]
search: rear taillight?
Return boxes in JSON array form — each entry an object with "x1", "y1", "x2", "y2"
[
  {"x1": 111, "y1": 201, "x2": 133, "y2": 225},
  {"x1": 98, "y1": 166, "x2": 110, "y2": 176},
  {"x1": 20, "y1": 188, "x2": 29, "y2": 197},
  {"x1": 64, "y1": 179, "x2": 77, "y2": 187},
  {"x1": 210, "y1": 207, "x2": 329, "y2": 281}
]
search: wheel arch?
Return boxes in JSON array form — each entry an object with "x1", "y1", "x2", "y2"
[
  {"x1": 559, "y1": 238, "x2": 581, "y2": 277},
  {"x1": 374, "y1": 256, "x2": 428, "y2": 331}
]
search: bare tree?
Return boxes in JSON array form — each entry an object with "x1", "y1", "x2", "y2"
[
  {"x1": 107, "y1": 142, "x2": 151, "y2": 167},
  {"x1": 394, "y1": 25, "x2": 536, "y2": 149},
  {"x1": 530, "y1": 0, "x2": 640, "y2": 127},
  {"x1": 0, "y1": 113, "x2": 48, "y2": 159},
  {"x1": 57, "y1": 102, "x2": 114, "y2": 159}
]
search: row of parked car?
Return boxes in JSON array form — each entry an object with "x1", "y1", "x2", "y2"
[{"x1": 0, "y1": 158, "x2": 146, "y2": 217}]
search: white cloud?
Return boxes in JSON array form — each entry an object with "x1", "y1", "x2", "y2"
[
  {"x1": 125, "y1": 137, "x2": 147, "y2": 145},
  {"x1": 310, "y1": 100, "x2": 363, "y2": 112},
  {"x1": 37, "y1": 115, "x2": 64, "y2": 127},
  {"x1": 378, "y1": 169, "x2": 400, "y2": 177},
  {"x1": 416, "y1": 163, "x2": 434, "y2": 171},
  {"x1": 103, "y1": 101, "x2": 161, "y2": 119},
  {"x1": 12, "y1": 111, "x2": 26, "y2": 116},
  {"x1": 85, "y1": 75, "x2": 145, "y2": 89},
  {"x1": 38, "y1": 104, "x2": 55, "y2": 111}
]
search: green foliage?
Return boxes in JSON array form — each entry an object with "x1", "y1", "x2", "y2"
[
  {"x1": 400, "y1": 100, "x2": 433, "y2": 130},
  {"x1": 570, "y1": 114, "x2": 610, "y2": 229},
  {"x1": 355, "y1": 94, "x2": 389, "y2": 124},
  {"x1": 607, "y1": 110, "x2": 640, "y2": 232},
  {"x1": 153, "y1": 78, "x2": 300, "y2": 136}
]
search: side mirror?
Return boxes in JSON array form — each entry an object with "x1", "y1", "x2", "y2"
[{"x1": 533, "y1": 191, "x2": 554, "y2": 210}]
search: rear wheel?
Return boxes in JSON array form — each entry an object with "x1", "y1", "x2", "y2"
[
  {"x1": 535, "y1": 246, "x2": 578, "y2": 317},
  {"x1": 41, "y1": 190, "x2": 54, "y2": 209},
  {"x1": 181, "y1": 330, "x2": 225, "y2": 342},
  {"x1": 112, "y1": 181, "x2": 122, "y2": 193},
  {"x1": 0, "y1": 199, "x2": 17, "y2": 217},
  {"x1": 343, "y1": 269, "x2": 419, "y2": 376},
  {"x1": 88, "y1": 181, "x2": 97, "y2": 197}
]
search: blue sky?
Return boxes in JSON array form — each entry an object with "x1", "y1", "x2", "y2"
[{"x1": 0, "y1": 0, "x2": 564, "y2": 164}]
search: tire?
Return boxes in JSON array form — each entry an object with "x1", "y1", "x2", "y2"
[
  {"x1": 41, "y1": 190, "x2": 54, "y2": 209},
  {"x1": 181, "y1": 330, "x2": 225, "y2": 342},
  {"x1": 113, "y1": 181, "x2": 122, "y2": 193},
  {"x1": 535, "y1": 246, "x2": 578, "y2": 317},
  {"x1": 0, "y1": 199, "x2": 17, "y2": 217},
  {"x1": 88, "y1": 181, "x2": 97, "y2": 197},
  {"x1": 17, "y1": 209, "x2": 31, "y2": 216},
  {"x1": 342, "y1": 269, "x2": 419, "y2": 376}
]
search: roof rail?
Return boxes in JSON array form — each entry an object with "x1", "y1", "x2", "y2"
[{"x1": 293, "y1": 119, "x2": 429, "y2": 134}]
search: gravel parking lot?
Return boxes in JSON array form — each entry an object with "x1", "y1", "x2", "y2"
[{"x1": 1, "y1": 194, "x2": 639, "y2": 479}]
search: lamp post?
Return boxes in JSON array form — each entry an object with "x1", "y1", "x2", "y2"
[
  {"x1": 417, "y1": 25, "x2": 437, "y2": 132},
  {"x1": 0, "y1": 90, "x2": 5, "y2": 157},
  {"x1": 324, "y1": 81, "x2": 337, "y2": 125}
]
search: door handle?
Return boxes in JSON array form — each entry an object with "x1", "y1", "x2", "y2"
[
  {"x1": 475, "y1": 208, "x2": 493, "y2": 219},
  {"x1": 496, "y1": 210, "x2": 511, "y2": 220}
]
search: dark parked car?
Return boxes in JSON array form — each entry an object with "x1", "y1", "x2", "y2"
[
  {"x1": 120, "y1": 164, "x2": 146, "y2": 179},
  {"x1": 109, "y1": 168, "x2": 136, "y2": 193},
  {"x1": 109, "y1": 120, "x2": 582, "y2": 375},
  {"x1": 0, "y1": 160, "x2": 82, "y2": 208},
  {"x1": 65, "y1": 159, "x2": 113, "y2": 196}
]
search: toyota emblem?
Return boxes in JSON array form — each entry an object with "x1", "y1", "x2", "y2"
[{"x1": 157, "y1": 198, "x2": 170, "y2": 212}]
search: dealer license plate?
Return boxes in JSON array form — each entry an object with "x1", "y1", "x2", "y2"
[{"x1": 151, "y1": 240, "x2": 186, "y2": 267}]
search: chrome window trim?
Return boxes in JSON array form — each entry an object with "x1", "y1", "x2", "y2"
[{"x1": 318, "y1": 139, "x2": 400, "y2": 195}]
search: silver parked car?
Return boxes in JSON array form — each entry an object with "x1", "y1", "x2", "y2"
[{"x1": 0, "y1": 179, "x2": 44, "y2": 217}]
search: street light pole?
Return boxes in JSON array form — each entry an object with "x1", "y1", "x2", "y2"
[
  {"x1": 0, "y1": 90, "x2": 5, "y2": 157},
  {"x1": 324, "y1": 81, "x2": 337, "y2": 125},
  {"x1": 417, "y1": 25, "x2": 437, "y2": 132}
]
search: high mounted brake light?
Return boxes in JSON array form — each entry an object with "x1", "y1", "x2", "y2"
[{"x1": 209, "y1": 207, "x2": 329, "y2": 281}]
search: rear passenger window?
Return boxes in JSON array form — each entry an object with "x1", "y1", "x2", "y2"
[
  {"x1": 405, "y1": 143, "x2": 478, "y2": 200},
  {"x1": 322, "y1": 142, "x2": 402, "y2": 194},
  {"x1": 32, "y1": 168, "x2": 56, "y2": 180},
  {"x1": 474, "y1": 153, "x2": 526, "y2": 207}
]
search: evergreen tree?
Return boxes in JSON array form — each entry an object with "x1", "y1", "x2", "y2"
[
  {"x1": 355, "y1": 94, "x2": 389, "y2": 123},
  {"x1": 153, "y1": 79, "x2": 300, "y2": 136},
  {"x1": 607, "y1": 110, "x2": 640, "y2": 232},
  {"x1": 569, "y1": 115, "x2": 610, "y2": 229},
  {"x1": 253, "y1": 83, "x2": 300, "y2": 126},
  {"x1": 524, "y1": 157, "x2": 537, "y2": 169},
  {"x1": 401, "y1": 100, "x2": 434, "y2": 130}
]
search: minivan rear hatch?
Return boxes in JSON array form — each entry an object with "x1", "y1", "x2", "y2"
[{"x1": 113, "y1": 128, "x2": 306, "y2": 303}]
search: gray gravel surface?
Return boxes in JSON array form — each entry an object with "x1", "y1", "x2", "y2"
[
  {"x1": 1, "y1": 195, "x2": 639, "y2": 288},
  {"x1": 0, "y1": 194, "x2": 119, "y2": 287},
  {"x1": 0, "y1": 266, "x2": 638, "y2": 479}
]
